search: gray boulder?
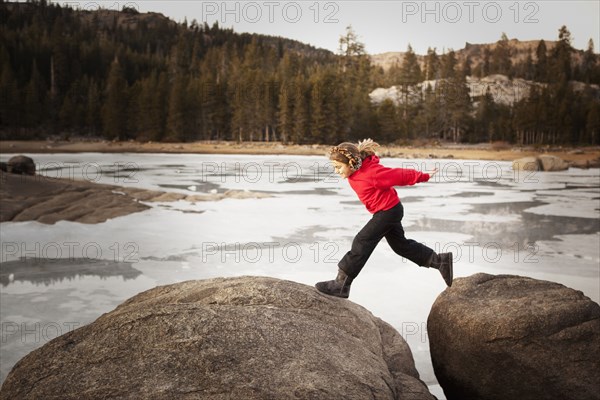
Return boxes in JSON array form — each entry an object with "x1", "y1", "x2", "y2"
[
  {"x1": 512, "y1": 156, "x2": 540, "y2": 171},
  {"x1": 428, "y1": 273, "x2": 600, "y2": 400},
  {"x1": 538, "y1": 155, "x2": 569, "y2": 171},
  {"x1": 7, "y1": 155, "x2": 35, "y2": 175},
  {"x1": 0, "y1": 276, "x2": 435, "y2": 400}
]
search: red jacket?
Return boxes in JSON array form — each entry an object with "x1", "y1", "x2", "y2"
[{"x1": 348, "y1": 155, "x2": 430, "y2": 214}]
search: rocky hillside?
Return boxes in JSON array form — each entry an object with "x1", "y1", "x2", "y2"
[
  {"x1": 78, "y1": 8, "x2": 177, "y2": 31},
  {"x1": 369, "y1": 74, "x2": 600, "y2": 106},
  {"x1": 3, "y1": 2, "x2": 334, "y2": 60}
]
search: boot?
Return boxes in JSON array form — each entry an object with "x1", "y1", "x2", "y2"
[
  {"x1": 315, "y1": 269, "x2": 353, "y2": 298},
  {"x1": 428, "y1": 252, "x2": 453, "y2": 287}
]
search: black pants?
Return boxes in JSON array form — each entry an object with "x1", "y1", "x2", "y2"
[{"x1": 338, "y1": 202, "x2": 434, "y2": 279}]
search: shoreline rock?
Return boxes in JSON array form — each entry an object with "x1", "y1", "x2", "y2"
[
  {"x1": 2, "y1": 155, "x2": 36, "y2": 175},
  {"x1": 0, "y1": 171, "x2": 270, "y2": 224},
  {"x1": 428, "y1": 273, "x2": 600, "y2": 400},
  {"x1": 512, "y1": 155, "x2": 571, "y2": 171},
  {"x1": 0, "y1": 276, "x2": 435, "y2": 400}
]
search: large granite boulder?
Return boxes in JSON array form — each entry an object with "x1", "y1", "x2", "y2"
[
  {"x1": 428, "y1": 273, "x2": 600, "y2": 400},
  {"x1": 0, "y1": 276, "x2": 435, "y2": 400}
]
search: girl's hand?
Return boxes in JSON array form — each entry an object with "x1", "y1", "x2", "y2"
[{"x1": 427, "y1": 168, "x2": 439, "y2": 177}]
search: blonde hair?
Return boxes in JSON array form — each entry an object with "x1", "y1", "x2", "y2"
[{"x1": 328, "y1": 139, "x2": 380, "y2": 170}]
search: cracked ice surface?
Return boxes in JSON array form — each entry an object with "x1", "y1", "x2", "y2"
[{"x1": 1, "y1": 153, "x2": 599, "y2": 395}]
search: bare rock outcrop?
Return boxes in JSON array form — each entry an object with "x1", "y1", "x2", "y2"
[
  {"x1": 1, "y1": 276, "x2": 435, "y2": 400},
  {"x1": 0, "y1": 171, "x2": 270, "y2": 224},
  {"x1": 428, "y1": 273, "x2": 600, "y2": 400}
]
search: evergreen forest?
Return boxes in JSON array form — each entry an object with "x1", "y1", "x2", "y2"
[{"x1": 1, "y1": 1, "x2": 600, "y2": 145}]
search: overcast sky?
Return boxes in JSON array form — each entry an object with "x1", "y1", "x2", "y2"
[{"x1": 60, "y1": 1, "x2": 599, "y2": 55}]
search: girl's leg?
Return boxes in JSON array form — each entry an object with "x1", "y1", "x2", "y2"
[
  {"x1": 317, "y1": 206, "x2": 400, "y2": 298},
  {"x1": 384, "y1": 223, "x2": 434, "y2": 267},
  {"x1": 337, "y1": 204, "x2": 402, "y2": 279},
  {"x1": 384, "y1": 211, "x2": 453, "y2": 286}
]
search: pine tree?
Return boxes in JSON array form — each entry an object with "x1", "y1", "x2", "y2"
[
  {"x1": 59, "y1": 89, "x2": 75, "y2": 133},
  {"x1": 102, "y1": 58, "x2": 128, "y2": 140},
  {"x1": 0, "y1": 61, "x2": 21, "y2": 129},
  {"x1": 522, "y1": 50, "x2": 535, "y2": 81},
  {"x1": 398, "y1": 44, "x2": 421, "y2": 119},
  {"x1": 277, "y1": 52, "x2": 299, "y2": 143},
  {"x1": 580, "y1": 39, "x2": 597, "y2": 84},
  {"x1": 440, "y1": 50, "x2": 457, "y2": 79},
  {"x1": 86, "y1": 78, "x2": 102, "y2": 135},
  {"x1": 49, "y1": 17, "x2": 71, "y2": 98},
  {"x1": 447, "y1": 66, "x2": 472, "y2": 143},
  {"x1": 400, "y1": 44, "x2": 422, "y2": 85},
  {"x1": 23, "y1": 60, "x2": 47, "y2": 129},
  {"x1": 585, "y1": 101, "x2": 600, "y2": 145},
  {"x1": 166, "y1": 72, "x2": 190, "y2": 141},
  {"x1": 552, "y1": 25, "x2": 573, "y2": 82},
  {"x1": 544, "y1": 26, "x2": 575, "y2": 144},
  {"x1": 492, "y1": 33, "x2": 512, "y2": 76},
  {"x1": 248, "y1": 70, "x2": 263, "y2": 141},
  {"x1": 279, "y1": 52, "x2": 299, "y2": 79},
  {"x1": 475, "y1": 87, "x2": 495, "y2": 142},
  {"x1": 535, "y1": 40, "x2": 548, "y2": 82},
  {"x1": 212, "y1": 80, "x2": 230, "y2": 140},
  {"x1": 421, "y1": 82, "x2": 439, "y2": 138},
  {"x1": 278, "y1": 79, "x2": 294, "y2": 144},
  {"x1": 137, "y1": 72, "x2": 158, "y2": 140},
  {"x1": 338, "y1": 25, "x2": 366, "y2": 72},
  {"x1": 424, "y1": 47, "x2": 439, "y2": 81},
  {"x1": 335, "y1": 26, "x2": 373, "y2": 142},
  {"x1": 261, "y1": 76, "x2": 278, "y2": 142},
  {"x1": 170, "y1": 30, "x2": 192, "y2": 76},
  {"x1": 126, "y1": 80, "x2": 141, "y2": 139},
  {"x1": 435, "y1": 79, "x2": 451, "y2": 140},
  {"x1": 60, "y1": 78, "x2": 90, "y2": 135},
  {"x1": 310, "y1": 68, "x2": 341, "y2": 143},
  {"x1": 189, "y1": 76, "x2": 207, "y2": 140},
  {"x1": 291, "y1": 74, "x2": 309, "y2": 143},
  {"x1": 377, "y1": 98, "x2": 398, "y2": 142},
  {"x1": 310, "y1": 70, "x2": 327, "y2": 143}
]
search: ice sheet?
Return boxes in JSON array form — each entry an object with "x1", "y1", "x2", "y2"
[{"x1": 1, "y1": 153, "x2": 599, "y2": 394}]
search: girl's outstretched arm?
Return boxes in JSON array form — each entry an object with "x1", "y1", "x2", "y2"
[{"x1": 374, "y1": 166, "x2": 431, "y2": 188}]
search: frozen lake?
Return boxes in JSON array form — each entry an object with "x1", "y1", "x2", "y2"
[{"x1": 1, "y1": 153, "x2": 599, "y2": 397}]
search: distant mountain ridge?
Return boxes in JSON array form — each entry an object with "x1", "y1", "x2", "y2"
[
  {"x1": 7, "y1": 2, "x2": 589, "y2": 74},
  {"x1": 3, "y1": 2, "x2": 335, "y2": 60},
  {"x1": 370, "y1": 39, "x2": 589, "y2": 71}
]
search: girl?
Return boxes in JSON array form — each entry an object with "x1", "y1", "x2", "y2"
[{"x1": 315, "y1": 139, "x2": 453, "y2": 299}]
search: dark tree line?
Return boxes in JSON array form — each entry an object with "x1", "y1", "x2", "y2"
[{"x1": 1, "y1": 1, "x2": 599, "y2": 146}]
